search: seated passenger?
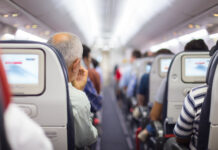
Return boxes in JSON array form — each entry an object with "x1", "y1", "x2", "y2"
[
  {"x1": 137, "y1": 49, "x2": 172, "y2": 107},
  {"x1": 82, "y1": 44, "x2": 102, "y2": 112},
  {"x1": 92, "y1": 58, "x2": 103, "y2": 86},
  {"x1": 138, "y1": 39, "x2": 209, "y2": 142},
  {"x1": 0, "y1": 57, "x2": 53, "y2": 150},
  {"x1": 47, "y1": 32, "x2": 98, "y2": 148},
  {"x1": 173, "y1": 41, "x2": 218, "y2": 150},
  {"x1": 119, "y1": 50, "x2": 141, "y2": 93}
]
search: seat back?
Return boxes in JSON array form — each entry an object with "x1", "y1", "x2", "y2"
[
  {"x1": 149, "y1": 55, "x2": 173, "y2": 103},
  {"x1": 197, "y1": 51, "x2": 218, "y2": 150},
  {"x1": 133, "y1": 57, "x2": 154, "y2": 79},
  {"x1": 208, "y1": 52, "x2": 218, "y2": 150},
  {"x1": 166, "y1": 52, "x2": 210, "y2": 124},
  {"x1": 0, "y1": 41, "x2": 74, "y2": 150}
]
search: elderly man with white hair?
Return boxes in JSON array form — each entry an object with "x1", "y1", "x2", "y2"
[{"x1": 47, "y1": 32, "x2": 98, "y2": 149}]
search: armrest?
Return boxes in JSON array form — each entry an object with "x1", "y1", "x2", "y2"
[
  {"x1": 163, "y1": 138, "x2": 189, "y2": 150},
  {"x1": 152, "y1": 121, "x2": 164, "y2": 138}
]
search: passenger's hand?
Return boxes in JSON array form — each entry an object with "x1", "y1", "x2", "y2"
[{"x1": 72, "y1": 66, "x2": 88, "y2": 90}]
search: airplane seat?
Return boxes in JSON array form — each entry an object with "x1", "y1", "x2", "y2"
[
  {"x1": 137, "y1": 57, "x2": 154, "y2": 83},
  {"x1": 197, "y1": 50, "x2": 218, "y2": 150},
  {"x1": 163, "y1": 51, "x2": 210, "y2": 126},
  {"x1": 0, "y1": 41, "x2": 75, "y2": 150},
  {"x1": 149, "y1": 54, "x2": 173, "y2": 104},
  {"x1": 161, "y1": 51, "x2": 210, "y2": 149},
  {"x1": 0, "y1": 57, "x2": 11, "y2": 150},
  {"x1": 129, "y1": 58, "x2": 154, "y2": 110}
]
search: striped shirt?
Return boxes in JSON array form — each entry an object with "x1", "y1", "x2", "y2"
[{"x1": 174, "y1": 84, "x2": 208, "y2": 150}]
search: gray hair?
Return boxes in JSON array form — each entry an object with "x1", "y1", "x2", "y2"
[{"x1": 47, "y1": 32, "x2": 83, "y2": 67}]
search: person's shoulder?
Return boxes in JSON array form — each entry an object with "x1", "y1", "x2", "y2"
[
  {"x1": 141, "y1": 73, "x2": 149, "y2": 81},
  {"x1": 68, "y1": 83, "x2": 90, "y2": 105},
  {"x1": 188, "y1": 84, "x2": 208, "y2": 105},
  {"x1": 189, "y1": 84, "x2": 208, "y2": 97},
  {"x1": 69, "y1": 85, "x2": 87, "y2": 99}
]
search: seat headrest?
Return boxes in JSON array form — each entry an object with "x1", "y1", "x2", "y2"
[
  {"x1": 209, "y1": 41, "x2": 218, "y2": 56},
  {"x1": 206, "y1": 51, "x2": 218, "y2": 84},
  {"x1": 0, "y1": 57, "x2": 11, "y2": 111}
]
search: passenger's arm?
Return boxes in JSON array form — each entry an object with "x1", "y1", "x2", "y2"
[
  {"x1": 149, "y1": 102, "x2": 163, "y2": 121},
  {"x1": 5, "y1": 104, "x2": 53, "y2": 150},
  {"x1": 73, "y1": 98, "x2": 98, "y2": 148},
  {"x1": 173, "y1": 92, "x2": 196, "y2": 145},
  {"x1": 84, "y1": 79, "x2": 102, "y2": 112},
  {"x1": 137, "y1": 74, "x2": 149, "y2": 106},
  {"x1": 137, "y1": 94, "x2": 145, "y2": 106}
]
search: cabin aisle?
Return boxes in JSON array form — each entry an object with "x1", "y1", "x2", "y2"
[{"x1": 100, "y1": 85, "x2": 131, "y2": 150}]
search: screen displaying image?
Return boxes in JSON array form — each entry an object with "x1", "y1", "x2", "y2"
[
  {"x1": 160, "y1": 59, "x2": 172, "y2": 73},
  {"x1": 146, "y1": 63, "x2": 151, "y2": 73},
  {"x1": 185, "y1": 58, "x2": 210, "y2": 77},
  {"x1": 2, "y1": 54, "x2": 39, "y2": 84}
]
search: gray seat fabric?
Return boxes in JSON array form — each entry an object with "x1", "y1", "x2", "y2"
[{"x1": 0, "y1": 41, "x2": 75, "y2": 150}]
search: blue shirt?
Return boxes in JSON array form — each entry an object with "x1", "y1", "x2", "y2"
[
  {"x1": 138, "y1": 73, "x2": 149, "y2": 103},
  {"x1": 119, "y1": 65, "x2": 132, "y2": 89},
  {"x1": 126, "y1": 74, "x2": 137, "y2": 98},
  {"x1": 84, "y1": 78, "x2": 102, "y2": 113}
]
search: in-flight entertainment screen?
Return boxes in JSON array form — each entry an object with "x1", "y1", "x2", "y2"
[
  {"x1": 1, "y1": 49, "x2": 45, "y2": 95},
  {"x1": 182, "y1": 55, "x2": 210, "y2": 83},
  {"x1": 2, "y1": 54, "x2": 39, "y2": 85},
  {"x1": 185, "y1": 58, "x2": 210, "y2": 77},
  {"x1": 159, "y1": 58, "x2": 172, "y2": 77},
  {"x1": 160, "y1": 58, "x2": 171, "y2": 73},
  {"x1": 146, "y1": 63, "x2": 152, "y2": 73}
]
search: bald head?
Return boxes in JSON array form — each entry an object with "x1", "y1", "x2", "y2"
[{"x1": 47, "y1": 32, "x2": 83, "y2": 67}]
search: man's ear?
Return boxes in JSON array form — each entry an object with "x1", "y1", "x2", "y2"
[
  {"x1": 72, "y1": 58, "x2": 80, "y2": 69},
  {"x1": 68, "y1": 58, "x2": 80, "y2": 73}
]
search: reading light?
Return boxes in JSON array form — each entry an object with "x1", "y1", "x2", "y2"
[
  {"x1": 3, "y1": 14, "x2": 9, "y2": 18},
  {"x1": 25, "y1": 25, "x2": 31, "y2": 29},
  {"x1": 44, "y1": 31, "x2": 50, "y2": 35},
  {"x1": 12, "y1": 13, "x2": 18, "y2": 17},
  {"x1": 195, "y1": 25, "x2": 200, "y2": 28},
  {"x1": 32, "y1": 25, "x2": 38, "y2": 29},
  {"x1": 213, "y1": 13, "x2": 218, "y2": 17},
  {"x1": 188, "y1": 24, "x2": 194, "y2": 29}
]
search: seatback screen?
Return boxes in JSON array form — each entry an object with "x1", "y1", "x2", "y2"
[
  {"x1": 182, "y1": 55, "x2": 210, "y2": 83},
  {"x1": 159, "y1": 58, "x2": 172, "y2": 77},
  {"x1": 2, "y1": 54, "x2": 39, "y2": 85},
  {"x1": 146, "y1": 63, "x2": 152, "y2": 73},
  {"x1": 1, "y1": 49, "x2": 45, "y2": 95},
  {"x1": 185, "y1": 58, "x2": 210, "y2": 77},
  {"x1": 161, "y1": 59, "x2": 171, "y2": 73}
]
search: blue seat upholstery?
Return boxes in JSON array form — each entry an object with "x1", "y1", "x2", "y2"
[{"x1": 197, "y1": 50, "x2": 218, "y2": 150}]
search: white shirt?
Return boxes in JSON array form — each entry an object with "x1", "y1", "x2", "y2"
[
  {"x1": 4, "y1": 104, "x2": 53, "y2": 150},
  {"x1": 68, "y1": 83, "x2": 98, "y2": 148}
]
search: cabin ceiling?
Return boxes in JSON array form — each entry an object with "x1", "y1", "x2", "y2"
[{"x1": 0, "y1": 0, "x2": 218, "y2": 50}]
